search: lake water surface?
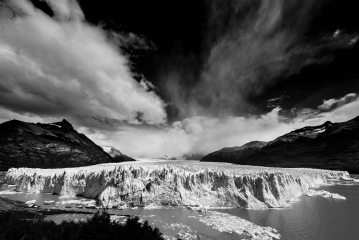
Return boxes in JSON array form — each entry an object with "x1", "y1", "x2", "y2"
[
  {"x1": 216, "y1": 183, "x2": 359, "y2": 240},
  {"x1": 1, "y1": 174, "x2": 359, "y2": 240}
]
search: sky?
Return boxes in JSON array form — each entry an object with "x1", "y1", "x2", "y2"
[{"x1": 0, "y1": 0, "x2": 359, "y2": 157}]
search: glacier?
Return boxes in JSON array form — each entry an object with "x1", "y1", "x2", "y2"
[{"x1": 4, "y1": 161, "x2": 350, "y2": 209}]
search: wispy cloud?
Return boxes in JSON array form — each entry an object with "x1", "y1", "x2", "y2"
[
  {"x1": 304, "y1": 96, "x2": 359, "y2": 125},
  {"x1": 286, "y1": 93, "x2": 359, "y2": 123},
  {"x1": 318, "y1": 93, "x2": 357, "y2": 111},
  {"x1": 0, "y1": 0, "x2": 167, "y2": 127},
  {"x1": 326, "y1": 29, "x2": 359, "y2": 46},
  {"x1": 267, "y1": 94, "x2": 289, "y2": 108},
  {"x1": 164, "y1": 0, "x2": 359, "y2": 119}
]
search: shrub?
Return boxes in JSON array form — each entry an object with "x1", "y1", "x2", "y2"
[{"x1": 0, "y1": 210, "x2": 164, "y2": 240}]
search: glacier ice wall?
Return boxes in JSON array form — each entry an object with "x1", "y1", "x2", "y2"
[{"x1": 5, "y1": 161, "x2": 350, "y2": 209}]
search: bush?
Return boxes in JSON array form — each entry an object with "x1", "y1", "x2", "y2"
[{"x1": 0, "y1": 210, "x2": 164, "y2": 240}]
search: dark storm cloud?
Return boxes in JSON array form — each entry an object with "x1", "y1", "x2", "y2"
[{"x1": 0, "y1": 0, "x2": 167, "y2": 128}]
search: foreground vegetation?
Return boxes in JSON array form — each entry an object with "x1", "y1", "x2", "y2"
[{"x1": 0, "y1": 210, "x2": 164, "y2": 240}]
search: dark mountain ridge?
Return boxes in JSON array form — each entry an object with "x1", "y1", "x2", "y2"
[
  {"x1": 201, "y1": 116, "x2": 359, "y2": 173},
  {"x1": 0, "y1": 119, "x2": 134, "y2": 171},
  {"x1": 202, "y1": 141, "x2": 268, "y2": 164}
]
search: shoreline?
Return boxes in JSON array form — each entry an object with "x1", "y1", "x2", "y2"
[{"x1": 0, "y1": 196, "x2": 95, "y2": 219}]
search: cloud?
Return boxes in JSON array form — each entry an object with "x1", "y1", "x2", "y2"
[
  {"x1": 167, "y1": 0, "x2": 316, "y2": 117},
  {"x1": 3, "y1": 90, "x2": 358, "y2": 158},
  {"x1": 325, "y1": 29, "x2": 359, "y2": 47},
  {"x1": 45, "y1": 0, "x2": 84, "y2": 20},
  {"x1": 333, "y1": 29, "x2": 341, "y2": 38},
  {"x1": 164, "y1": 0, "x2": 359, "y2": 119},
  {"x1": 268, "y1": 97, "x2": 284, "y2": 103},
  {"x1": 286, "y1": 93, "x2": 359, "y2": 126},
  {"x1": 0, "y1": 0, "x2": 358, "y2": 159},
  {"x1": 318, "y1": 93, "x2": 357, "y2": 111},
  {"x1": 267, "y1": 94, "x2": 289, "y2": 108},
  {"x1": 83, "y1": 107, "x2": 307, "y2": 157},
  {"x1": 0, "y1": 107, "x2": 58, "y2": 124},
  {"x1": 0, "y1": 0, "x2": 167, "y2": 126},
  {"x1": 285, "y1": 93, "x2": 359, "y2": 124},
  {"x1": 84, "y1": 94, "x2": 359, "y2": 158},
  {"x1": 303, "y1": 97, "x2": 359, "y2": 125},
  {"x1": 82, "y1": 107, "x2": 296, "y2": 157}
]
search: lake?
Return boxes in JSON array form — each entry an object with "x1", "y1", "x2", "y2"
[
  {"x1": 216, "y1": 182, "x2": 359, "y2": 240},
  {"x1": 1, "y1": 173, "x2": 359, "y2": 240}
]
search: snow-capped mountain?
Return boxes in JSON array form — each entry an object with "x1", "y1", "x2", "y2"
[
  {"x1": 101, "y1": 146, "x2": 123, "y2": 157},
  {"x1": 101, "y1": 145, "x2": 134, "y2": 162},
  {"x1": 268, "y1": 121, "x2": 333, "y2": 145}
]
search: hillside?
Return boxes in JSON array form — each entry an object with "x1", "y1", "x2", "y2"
[
  {"x1": 0, "y1": 119, "x2": 134, "y2": 171},
  {"x1": 201, "y1": 141, "x2": 268, "y2": 163},
  {"x1": 201, "y1": 116, "x2": 359, "y2": 173}
]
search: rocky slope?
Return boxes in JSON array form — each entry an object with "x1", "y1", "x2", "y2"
[
  {"x1": 201, "y1": 116, "x2": 359, "y2": 173},
  {"x1": 4, "y1": 161, "x2": 350, "y2": 209},
  {"x1": 0, "y1": 119, "x2": 134, "y2": 171}
]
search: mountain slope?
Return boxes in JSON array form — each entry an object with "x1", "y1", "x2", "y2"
[
  {"x1": 0, "y1": 119, "x2": 134, "y2": 171},
  {"x1": 101, "y1": 145, "x2": 134, "y2": 162},
  {"x1": 201, "y1": 141, "x2": 268, "y2": 163},
  {"x1": 201, "y1": 116, "x2": 359, "y2": 173}
]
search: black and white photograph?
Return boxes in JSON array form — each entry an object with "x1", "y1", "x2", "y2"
[{"x1": 0, "y1": 0, "x2": 359, "y2": 239}]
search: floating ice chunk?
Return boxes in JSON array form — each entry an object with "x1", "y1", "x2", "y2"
[
  {"x1": 198, "y1": 211, "x2": 280, "y2": 239},
  {"x1": 25, "y1": 200, "x2": 36, "y2": 204},
  {"x1": 304, "y1": 190, "x2": 346, "y2": 200}
]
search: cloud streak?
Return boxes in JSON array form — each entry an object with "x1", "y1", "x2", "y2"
[
  {"x1": 0, "y1": 0, "x2": 167, "y2": 126},
  {"x1": 165, "y1": 0, "x2": 358, "y2": 119},
  {"x1": 318, "y1": 93, "x2": 357, "y2": 111}
]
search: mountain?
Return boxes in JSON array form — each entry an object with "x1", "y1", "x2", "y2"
[
  {"x1": 0, "y1": 119, "x2": 134, "y2": 171},
  {"x1": 182, "y1": 153, "x2": 205, "y2": 160},
  {"x1": 153, "y1": 155, "x2": 178, "y2": 160},
  {"x1": 151, "y1": 153, "x2": 205, "y2": 161},
  {"x1": 266, "y1": 121, "x2": 334, "y2": 146},
  {"x1": 201, "y1": 141, "x2": 268, "y2": 163},
  {"x1": 101, "y1": 145, "x2": 134, "y2": 162},
  {"x1": 201, "y1": 116, "x2": 359, "y2": 173}
]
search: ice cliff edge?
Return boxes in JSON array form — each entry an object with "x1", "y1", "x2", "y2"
[{"x1": 4, "y1": 161, "x2": 350, "y2": 209}]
